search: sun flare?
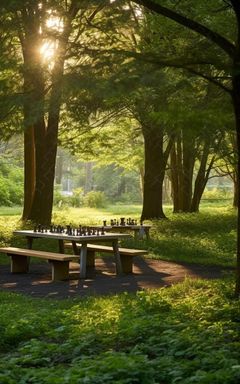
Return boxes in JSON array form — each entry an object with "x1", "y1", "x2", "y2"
[
  {"x1": 40, "y1": 15, "x2": 63, "y2": 61},
  {"x1": 40, "y1": 41, "x2": 56, "y2": 61}
]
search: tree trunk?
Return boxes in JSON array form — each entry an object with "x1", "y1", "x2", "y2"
[
  {"x1": 232, "y1": 72, "x2": 240, "y2": 297},
  {"x1": 139, "y1": 165, "x2": 144, "y2": 200},
  {"x1": 141, "y1": 125, "x2": 166, "y2": 220},
  {"x1": 55, "y1": 152, "x2": 64, "y2": 185},
  {"x1": 233, "y1": 172, "x2": 238, "y2": 208},
  {"x1": 170, "y1": 141, "x2": 181, "y2": 212},
  {"x1": 19, "y1": 4, "x2": 79, "y2": 225},
  {"x1": 190, "y1": 141, "x2": 212, "y2": 212},
  {"x1": 22, "y1": 126, "x2": 35, "y2": 220},
  {"x1": 170, "y1": 133, "x2": 195, "y2": 212},
  {"x1": 21, "y1": 28, "x2": 46, "y2": 222},
  {"x1": 29, "y1": 71, "x2": 62, "y2": 225},
  {"x1": 182, "y1": 132, "x2": 195, "y2": 211}
]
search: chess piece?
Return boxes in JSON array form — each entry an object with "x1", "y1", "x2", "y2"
[{"x1": 103, "y1": 220, "x2": 107, "y2": 227}]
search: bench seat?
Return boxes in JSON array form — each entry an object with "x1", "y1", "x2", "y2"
[
  {"x1": 0, "y1": 247, "x2": 79, "y2": 281},
  {"x1": 65, "y1": 242, "x2": 148, "y2": 273}
]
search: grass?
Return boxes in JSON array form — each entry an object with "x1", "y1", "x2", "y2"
[
  {"x1": 0, "y1": 203, "x2": 239, "y2": 383},
  {"x1": 0, "y1": 279, "x2": 239, "y2": 383}
]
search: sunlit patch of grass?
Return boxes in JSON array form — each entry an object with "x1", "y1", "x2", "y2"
[
  {"x1": 0, "y1": 280, "x2": 239, "y2": 383},
  {"x1": 145, "y1": 208, "x2": 237, "y2": 267},
  {"x1": 52, "y1": 205, "x2": 143, "y2": 226}
]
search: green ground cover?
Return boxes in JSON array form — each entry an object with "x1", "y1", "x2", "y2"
[
  {"x1": 0, "y1": 204, "x2": 239, "y2": 383},
  {"x1": 0, "y1": 280, "x2": 239, "y2": 383}
]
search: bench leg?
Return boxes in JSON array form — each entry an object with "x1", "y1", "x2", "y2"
[
  {"x1": 120, "y1": 255, "x2": 133, "y2": 274},
  {"x1": 51, "y1": 260, "x2": 69, "y2": 281},
  {"x1": 112, "y1": 240, "x2": 123, "y2": 274},
  {"x1": 10, "y1": 255, "x2": 29, "y2": 273}
]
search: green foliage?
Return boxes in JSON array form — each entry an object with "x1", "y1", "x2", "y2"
[
  {"x1": 0, "y1": 173, "x2": 23, "y2": 206},
  {"x1": 203, "y1": 187, "x2": 233, "y2": 200},
  {"x1": 0, "y1": 154, "x2": 23, "y2": 206},
  {"x1": 0, "y1": 176, "x2": 10, "y2": 206},
  {"x1": 145, "y1": 207, "x2": 236, "y2": 267},
  {"x1": 70, "y1": 188, "x2": 84, "y2": 208},
  {"x1": 83, "y1": 191, "x2": 107, "y2": 208},
  {"x1": 0, "y1": 280, "x2": 239, "y2": 383}
]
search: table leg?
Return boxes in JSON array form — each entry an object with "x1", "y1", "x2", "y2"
[
  {"x1": 71, "y1": 241, "x2": 79, "y2": 255},
  {"x1": 26, "y1": 236, "x2": 33, "y2": 249},
  {"x1": 112, "y1": 240, "x2": 123, "y2": 274},
  {"x1": 26, "y1": 236, "x2": 33, "y2": 267},
  {"x1": 80, "y1": 243, "x2": 87, "y2": 278},
  {"x1": 58, "y1": 239, "x2": 65, "y2": 254}
]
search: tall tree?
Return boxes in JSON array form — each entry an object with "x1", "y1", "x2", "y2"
[
  {"x1": 130, "y1": 0, "x2": 240, "y2": 296},
  {"x1": 0, "y1": 0, "x2": 109, "y2": 224}
]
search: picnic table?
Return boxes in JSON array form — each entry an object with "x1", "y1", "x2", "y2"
[{"x1": 12, "y1": 229, "x2": 131, "y2": 279}]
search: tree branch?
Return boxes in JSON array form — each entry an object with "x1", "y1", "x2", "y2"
[{"x1": 132, "y1": 0, "x2": 235, "y2": 57}]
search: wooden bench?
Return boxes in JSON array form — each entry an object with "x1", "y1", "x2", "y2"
[
  {"x1": 0, "y1": 247, "x2": 79, "y2": 281},
  {"x1": 65, "y1": 243, "x2": 148, "y2": 273}
]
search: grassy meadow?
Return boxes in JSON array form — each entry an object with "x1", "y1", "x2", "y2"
[{"x1": 0, "y1": 202, "x2": 240, "y2": 383}]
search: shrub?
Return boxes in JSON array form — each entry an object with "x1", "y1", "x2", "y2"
[
  {"x1": 0, "y1": 177, "x2": 11, "y2": 206},
  {"x1": 69, "y1": 188, "x2": 84, "y2": 207},
  {"x1": 53, "y1": 186, "x2": 69, "y2": 208},
  {"x1": 83, "y1": 191, "x2": 106, "y2": 208},
  {"x1": 203, "y1": 187, "x2": 232, "y2": 200}
]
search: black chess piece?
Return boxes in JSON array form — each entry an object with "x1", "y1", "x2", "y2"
[
  {"x1": 101, "y1": 227, "x2": 105, "y2": 235},
  {"x1": 78, "y1": 225, "x2": 82, "y2": 236},
  {"x1": 120, "y1": 218, "x2": 125, "y2": 226},
  {"x1": 103, "y1": 220, "x2": 107, "y2": 227},
  {"x1": 87, "y1": 227, "x2": 92, "y2": 236}
]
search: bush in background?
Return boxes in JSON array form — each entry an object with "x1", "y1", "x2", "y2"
[
  {"x1": 69, "y1": 188, "x2": 84, "y2": 207},
  {"x1": 203, "y1": 187, "x2": 233, "y2": 200},
  {"x1": 83, "y1": 191, "x2": 106, "y2": 208}
]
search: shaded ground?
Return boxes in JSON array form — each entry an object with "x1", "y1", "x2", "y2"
[{"x1": 0, "y1": 257, "x2": 234, "y2": 299}]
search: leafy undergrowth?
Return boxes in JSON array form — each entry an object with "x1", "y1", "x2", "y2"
[
  {"x1": 0, "y1": 279, "x2": 240, "y2": 383},
  {"x1": 140, "y1": 208, "x2": 237, "y2": 267}
]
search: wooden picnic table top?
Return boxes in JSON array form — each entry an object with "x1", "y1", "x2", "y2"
[{"x1": 13, "y1": 230, "x2": 130, "y2": 242}]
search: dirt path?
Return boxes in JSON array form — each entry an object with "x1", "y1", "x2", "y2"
[{"x1": 0, "y1": 257, "x2": 234, "y2": 299}]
